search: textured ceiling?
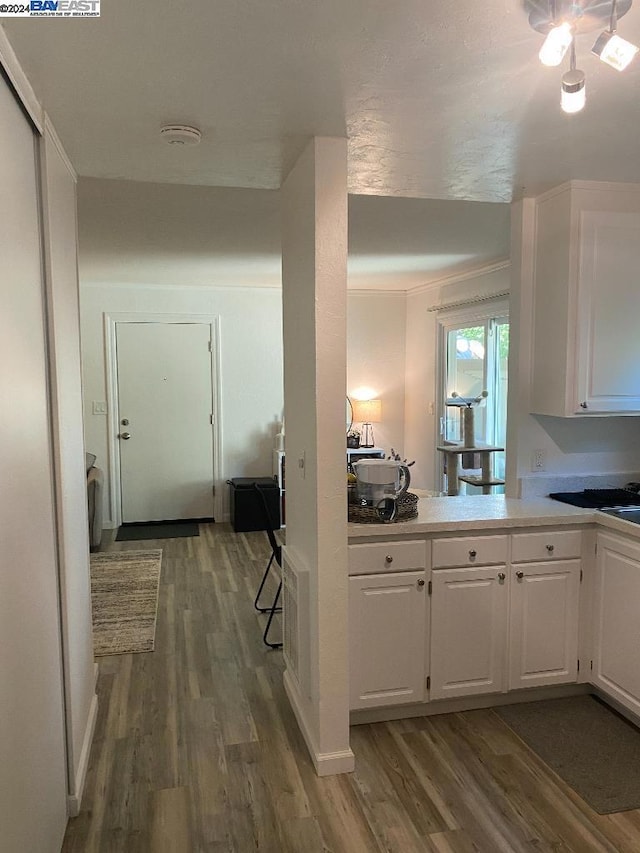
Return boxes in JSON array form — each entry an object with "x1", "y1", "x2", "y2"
[{"x1": 4, "y1": 0, "x2": 640, "y2": 203}]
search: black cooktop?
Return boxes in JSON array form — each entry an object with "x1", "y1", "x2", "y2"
[{"x1": 549, "y1": 488, "x2": 640, "y2": 509}]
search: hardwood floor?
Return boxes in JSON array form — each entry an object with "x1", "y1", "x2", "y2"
[{"x1": 64, "y1": 523, "x2": 640, "y2": 852}]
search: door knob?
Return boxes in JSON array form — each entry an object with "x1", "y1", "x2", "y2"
[{"x1": 119, "y1": 432, "x2": 131, "y2": 440}]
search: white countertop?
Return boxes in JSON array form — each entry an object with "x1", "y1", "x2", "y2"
[{"x1": 347, "y1": 495, "x2": 599, "y2": 540}]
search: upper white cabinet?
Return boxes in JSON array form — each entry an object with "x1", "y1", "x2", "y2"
[{"x1": 531, "y1": 182, "x2": 640, "y2": 416}]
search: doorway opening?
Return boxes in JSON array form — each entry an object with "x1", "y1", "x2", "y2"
[{"x1": 438, "y1": 301, "x2": 509, "y2": 494}]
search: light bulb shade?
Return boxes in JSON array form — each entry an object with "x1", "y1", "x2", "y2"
[
  {"x1": 352, "y1": 399, "x2": 382, "y2": 424},
  {"x1": 592, "y1": 30, "x2": 639, "y2": 70},
  {"x1": 561, "y1": 69, "x2": 586, "y2": 113},
  {"x1": 539, "y1": 23, "x2": 573, "y2": 66}
]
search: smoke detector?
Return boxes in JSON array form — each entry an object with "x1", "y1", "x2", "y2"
[{"x1": 159, "y1": 125, "x2": 202, "y2": 146}]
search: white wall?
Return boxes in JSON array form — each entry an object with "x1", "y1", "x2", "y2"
[
  {"x1": 80, "y1": 284, "x2": 283, "y2": 524},
  {"x1": 347, "y1": 292, "x2": 406, "y2": 453}
]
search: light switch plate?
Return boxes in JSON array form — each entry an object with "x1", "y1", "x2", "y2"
[{"x1": 92, "y1": 401, "x2": 107, "y2": 415}]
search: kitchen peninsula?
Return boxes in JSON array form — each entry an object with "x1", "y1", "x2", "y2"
[{"x1": 347, "y1": 495, "x2": 640, "y2": 733}]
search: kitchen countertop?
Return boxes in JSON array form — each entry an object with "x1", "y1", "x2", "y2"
[{"x1": 347, "y1": 495, "x2": 599, "y2": 540}]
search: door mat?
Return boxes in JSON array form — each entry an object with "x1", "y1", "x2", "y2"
[
  {"x1": 115, "y1": 521, "x2": 200, "y2": 541},
  {"x1": 90, "y1": 550, "x2": 162, "y2": 655},
  {"x1": 495, "y1": 695, "x2": 640, "y2": 814}
]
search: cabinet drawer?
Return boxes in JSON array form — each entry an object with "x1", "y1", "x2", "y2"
[
  {"x1": 348, "y1": 540, "x2": 427, "y2": 575},
  {"x1": 432, "y1": 535, "x2": 508, "y2": 569},
  {"x1": 511, "y1": 530, "x2": 582, "y2": 563}
]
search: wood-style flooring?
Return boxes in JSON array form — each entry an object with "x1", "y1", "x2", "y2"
[{"x1": 63, "y1": 523, "x2": 640, "y2": 852}]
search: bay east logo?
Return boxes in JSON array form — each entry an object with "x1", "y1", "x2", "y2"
[
  {"x1": 0, "y1": 0, "x2": 99, "y2": 15},
  {"x1": 31, "y1": 0, "x2": 100, "y2": 12}
]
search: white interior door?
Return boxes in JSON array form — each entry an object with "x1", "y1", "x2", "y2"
[{"x1": 116, "y1": 321, "x2": 215, "y2": 522}]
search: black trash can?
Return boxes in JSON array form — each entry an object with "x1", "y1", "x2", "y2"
[{"x1": 227, "y1": 477, "x2": 280, "y2": 532}]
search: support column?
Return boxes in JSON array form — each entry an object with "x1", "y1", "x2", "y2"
[{"x1": 281, "y1": 137, "x2": 354, "y2": 775}]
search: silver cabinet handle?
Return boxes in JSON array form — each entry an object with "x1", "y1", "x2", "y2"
[
  {"x1": 417, "y1": 578, "x2": 425, "y2": 588},
  {"x1": 546, "y1": 544, "x2": 555, "y2": 552},
  {"x1": 385, "y1": 555, "x2": 393, "y2": 564},
  {"x1": 119, "y1": 432, "x2": 131, "y2": 440},
  {"x1": 498, "y1": 572, "x2": 506, "y2": 582},
  {"x1": 469, "y1": 549, "x2": 477, "y2": 559},
  {"x1": 516, "y1": 571, "x2": 524, "y2": 580}
]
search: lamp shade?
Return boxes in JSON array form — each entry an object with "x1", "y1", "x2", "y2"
[{"x1": 352, "y1": 399, "x2": 382, "y2": 423}]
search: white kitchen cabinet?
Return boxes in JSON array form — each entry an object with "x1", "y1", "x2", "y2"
[
  {"x1": 349, "y1": 570, "x2": 427, "y2": 710},
  {"x1": 430, "y1": 565, "x2": 508, "y2": 700},
  {"x1": 509, "y1": 560, "x2": 580, "y2": 690},
  {"x1": 530, "y1": 182, "x2": 640, "y2": 416},
  {"x1": 592, "y1": 532, "x2": 640, "y2": 717}
]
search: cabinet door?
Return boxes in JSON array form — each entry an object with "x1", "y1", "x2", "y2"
[
  {"x1": 430, "y1": 566, "x2": 507, "y2": 700},
  {"x1": 593, "y1": 533, "x2": 640, "y2": 716},
  {"x1": 349, "y1": 571, "x2": 427, "y2": 710},
  {"x1": 509, "y1": 560, "x2": 580, "y2": 690},
  {"x1": 576, "y1": 211, "x2": 640, "y2": 413}
]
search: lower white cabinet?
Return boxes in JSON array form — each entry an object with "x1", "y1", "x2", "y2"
[
  {"x1": 509, "y1": 560, "x2": 580, "y2": 690},
  {"x1": 430, "y1": 566, "x2": 508, "y2": 700},
  {"x1": 593, "y1": 533, "x2": 640, "y2": 717},
  {"x1": 349, "y1": 570, "x2": 427, "y2": 710},
  {"x1": 430, "y1": 560, "x2": 581, "y2": 701}
]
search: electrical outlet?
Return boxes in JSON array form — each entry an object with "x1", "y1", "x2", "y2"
[{"x1": 532, "y1": 449, "x2": 545, "y2": 471}]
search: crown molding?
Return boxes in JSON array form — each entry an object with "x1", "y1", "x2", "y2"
[
  {"x1": 407, "y1": 258, "x2": 511, "y2": 297},
  {"x1": 0, "y1": 24, "x2": 43, "y2": 132},
  {"x1": 43, "y1": 114, "x2": 77, "y2": 181},
  {"x1": 347, "y1": 288, "x2": 407, "y2": 298}
]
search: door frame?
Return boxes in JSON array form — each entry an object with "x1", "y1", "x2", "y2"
[
  {"x1": 434, "y1": 298, "x2": 509, "y2": 492},
  {"x1": 104, "y1": 311, "x2": 223, "y2": 527}
]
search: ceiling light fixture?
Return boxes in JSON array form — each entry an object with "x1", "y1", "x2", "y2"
[
  {"x1": 528, "y1": 0, "x2": 637, "y2": 112},
  {"x1": 561, "y1": 43, "x2": 586, "y2": 113},
  {"x1": 540, "y1": 21, "x2": 574, "y2": 66},
  {"x1": 592, "y1": 0, "x2": 639, "y2": 69}
]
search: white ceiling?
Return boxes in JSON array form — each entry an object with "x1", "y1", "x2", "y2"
[{"x1": 5, "y1": 0, "x2": 639, "y2": 284}]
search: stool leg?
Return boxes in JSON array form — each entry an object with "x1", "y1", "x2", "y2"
[
  {"x1": 263, "y1": 581, "x2": 283, "y2": 649},
  {"x1": 254, "y1": 553, "x2": 282, "y2": 614}
]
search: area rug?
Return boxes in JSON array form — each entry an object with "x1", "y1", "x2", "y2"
[
  {"x1": 115, "y1": 521, "x2": 200, "y2": 541},
  {"x1": 495, "y1": 695, "x2": 640, "y2": 814},
  {"x1": 90, "y1": 549, "x2": 162, "y2": 656}
]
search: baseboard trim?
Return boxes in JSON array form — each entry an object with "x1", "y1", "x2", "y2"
[
  {"x1": 350, "y1": 682, "x2": 589, "y2": 726},
  {"x1": 67, "y1": 691, "x2": 98, "y2": 817},
  {"x1": 283, "y1": 669, "x2": 355, "y2": 776}
]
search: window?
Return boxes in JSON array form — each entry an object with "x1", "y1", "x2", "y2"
[{"x1": 438, "y1": 302, "x2": 509, "y2": 493}]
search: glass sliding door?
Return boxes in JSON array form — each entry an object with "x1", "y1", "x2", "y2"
[{"x1": 439, "y1": 304, "x2": 509, "y2": 494}]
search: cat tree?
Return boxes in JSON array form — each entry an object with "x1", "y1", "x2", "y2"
[{"x1": 436, "y1": 391, "x2": 505, "y2": 496}]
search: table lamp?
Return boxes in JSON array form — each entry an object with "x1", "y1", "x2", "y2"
[{"x1": 352, "y1": 399, "x2": 381, "y2": 448}]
